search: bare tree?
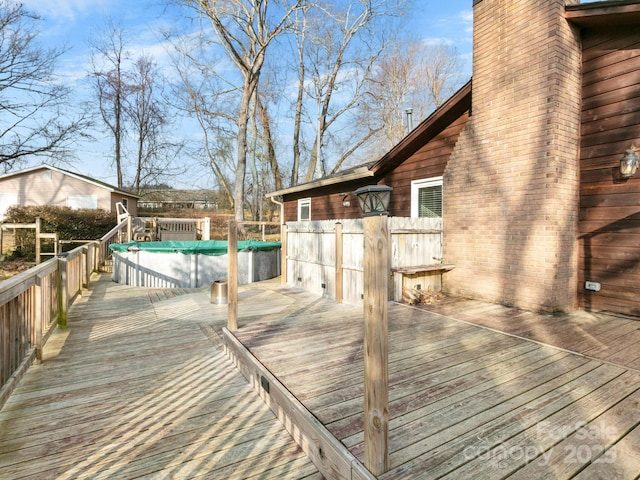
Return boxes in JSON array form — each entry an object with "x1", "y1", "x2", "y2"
[
  {"x1": 89, "y1": 22, "x2": 128, "y2": 188},
  {"x1": 90, "y1": 24, "x2": 186, "y2": 192},
  {"x1": 0, "y1": 2, "x2": 89, "y2": 172},
  {"x1": 289, "y1": 3, "x2": 309, "y2": 187},
  {"x1": 295, "y1": 0, "x2": 404, "y2": 183},
  {"x1": 181, "y1": 0, "x2": 303, "y2": 222},
  {"x1": 358, "y1": 39, "x2": 463, "y2": 159},
  {"x1": 168, "y1": 35, "x2": 237, "y2": 207},
  {"x1": 423, "y1": 43, "x2": 462, "y2": 108},
  {"x1": 124, "y1": 56, "x2": 186, "y2": 193}
]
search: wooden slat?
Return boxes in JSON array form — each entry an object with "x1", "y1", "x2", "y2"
[
  {"x1": 0, "y1": 275, "x2": 318, "y2": 480},
  {"x1": 228, "y1": 286, "x2": 640, "y2": 480},
  {"x1": 392, "y1": 264, "x2": 455, "y2": 274}
]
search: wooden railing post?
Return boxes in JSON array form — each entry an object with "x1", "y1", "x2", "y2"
[
  {"x1": 57, "y1": 256, "x2": 68, "y2": 329},
  {"x1": 335, "y1": 222, "x2": 343, "y2": 303},
  {"x1": 227, "y1": 219, "x2": 238, "y2": 331},
  {"x1": 35, "y1": 217, "x2": 41, "y2": 265},
  {"x1": 363, "y1": 214, "x2": 389, "y2": 476},
  {"x1": 126, "y1": 215, "x2": 133, "y2": 243},
  {"x1": 34, "y1": 274, "x2": 44, "y2": 363}
]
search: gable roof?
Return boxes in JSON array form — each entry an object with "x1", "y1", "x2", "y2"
[
  {"x1": 0, "y1": 164, "x2": 140, "y2": 198},
  {"x1": 267, "y1": 79, "x2": 472, "y2": 198}
]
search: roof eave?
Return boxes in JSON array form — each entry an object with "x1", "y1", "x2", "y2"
[
  {"x1": 565, "y1": 1, "x2": 640, "y2": 27},
  {"x1": 266, "y1": 168, "x2": 375, "y2": 198}
]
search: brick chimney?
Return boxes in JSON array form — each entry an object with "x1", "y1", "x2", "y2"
[{"x1": 443, "y1": 0, "x2": 582, "y2": 312}]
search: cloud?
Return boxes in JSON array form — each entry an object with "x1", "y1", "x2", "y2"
[{"x1": 21, "y1": 0, "x2": 115, "y2": 21}]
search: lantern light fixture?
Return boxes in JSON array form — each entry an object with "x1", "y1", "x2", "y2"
[
  {"x1": 354, "y1": 185, "x2": 393, "y2": 217},
  {"x1": 620, "y1": 146, "x2": 639, "y2": 178}
]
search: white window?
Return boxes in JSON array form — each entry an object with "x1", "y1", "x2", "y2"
[
  {"x1": 298, "y1": 198, "x2": 311, "y2": 221},
  {"x1": 0, "y1": 193, "x2": 18, "y2": 220},
  {"x1": 411, "y1": 177, "x2": 443, "y2": 218},
  {"x1": 122, "y1": 198, "x2": 129, "y2": 209},
  {"x1": 67, "y1": 195, "x2": 98, "y2": 210}
]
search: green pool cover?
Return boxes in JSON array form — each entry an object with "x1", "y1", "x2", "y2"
[{"x1": 109, "y1": 240, "x2": 281, "y2": 256}]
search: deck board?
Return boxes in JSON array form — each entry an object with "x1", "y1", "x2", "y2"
[
  {"x1": 0, "y1": 274, "x2": 319, "y2": 480},
  {"x1": 229, "y1": 285, "x2": 640, "y2": 479},
  {"x1": 2, "y1": 273, "x2": 638, "y2": 479}
]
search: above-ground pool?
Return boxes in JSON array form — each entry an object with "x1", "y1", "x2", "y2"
[{"x1": 109, "y1": 240, "x2": 281, "y2": 288}]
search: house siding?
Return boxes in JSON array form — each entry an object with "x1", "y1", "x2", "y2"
[
  {"x1": 443, "y1": 0, "x2": 582, "y2": 312},
  {"x1": 0, "y1": 167, "x2": 137, "y2": 217},
  {"x1": 578, "y1": 25, "x2": 640, "y2": 316},
  {"x1": 280, "y1": 115, "x2": 469, "y2": 223},
  {"x1": 282, "y1": 179, "x2": 373, "y2": 222},
  {"x1": 384, "y1": 114, "x2": 468, "y2": 216}
]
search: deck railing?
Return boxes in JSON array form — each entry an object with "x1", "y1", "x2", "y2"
[{"x1": 0, "y1": 219, "x2": 128, "y2": 408}]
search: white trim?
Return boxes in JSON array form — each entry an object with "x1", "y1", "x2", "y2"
[
  {"x1": 411, "y1": 176, "x2": 443, "y2": 218},
  {"x1": 298, "y1": 197, "x2": 311, "y2": 221}
]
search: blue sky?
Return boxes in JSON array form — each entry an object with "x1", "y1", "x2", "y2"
[{"x1": 18, "y1": 0, "x2": 474, "y2": 189}]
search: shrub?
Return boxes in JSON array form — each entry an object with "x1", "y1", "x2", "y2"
[{"x1": 3, "y1": 206, "x2": 116, "y2": 260}]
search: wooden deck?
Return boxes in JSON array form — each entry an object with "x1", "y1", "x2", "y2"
[
  {"x1": 416, "y1": 296, "x2": 640, "y2": 371},
  {"x1": 0, "y1": 274, "x2": 320, "y2": 480},
  {"x1": 1, "y1": 274, "x2": 639, "y2": 479},
  {"x1": 227, "y1": 284, "x2": 640, "y2": 479}
]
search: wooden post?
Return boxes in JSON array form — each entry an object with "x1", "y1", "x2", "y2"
[
  {"x1": 228, "y1": 219, "x2": 238, "y2": 331},
  {"x1": 203, "y1": 217, "x2": 211, "y2": 240},
  {"x1": 126, "y1": 215, "x2": 133, "y2": 243},
  {"x1": 34, "y1": 274, "x2": 43, "y2": 364},
  {"x1": 363, "y1": 214, "x2": 389, "y2": 476},
  {"x1": 35, "y1": 217, "x2": 41, "y2": 265},
  {"x1": 335, "y1": 222, "x2": 343, "y2": 303},
  {"x1": 57, "y1": 256, "x2": 68, "y2": 329},
  {"x1": 280, "y1": 224, "x2": 287, "y2": 285}
]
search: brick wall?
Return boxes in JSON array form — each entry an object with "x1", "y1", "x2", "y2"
[{"x1": 443, "y1": 0, "x2": 582, "y2": 312}]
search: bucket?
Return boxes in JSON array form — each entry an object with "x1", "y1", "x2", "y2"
[{"x1": 211, "y1": 280, "x2": 228, "y2": 304}]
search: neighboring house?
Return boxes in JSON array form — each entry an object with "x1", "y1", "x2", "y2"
[
  {"x1": 0, "y1": 165, "x2": 139, "y2": 220},
  {"x1": 138, "y1": 189, "x2": 220, "y2": 210},
  {"x1": 267, "y1": 0, "x2": 640, "y2": 318}
]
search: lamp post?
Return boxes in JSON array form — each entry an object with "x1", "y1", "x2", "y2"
[{"x1": 354, "y1": 185, "x2": 392, "y2": 476}]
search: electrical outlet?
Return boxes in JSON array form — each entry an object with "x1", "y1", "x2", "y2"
[{"x1": 585, "y1": 281, "x2": 601, "y2": 292}]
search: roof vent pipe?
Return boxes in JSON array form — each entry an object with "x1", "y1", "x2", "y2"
[{"x1": 405, "y1": 108, "x2": 413, "y2": 134}]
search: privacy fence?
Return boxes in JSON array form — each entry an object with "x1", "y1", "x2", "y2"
[{"x1": 284, "y1": 217, "x2": 448, "y2": 305}]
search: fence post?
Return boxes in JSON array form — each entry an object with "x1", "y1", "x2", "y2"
[
  {"x1": 57, "y1": 256, "x2": 68, "y2": 329},
  {"x1": 281, "y1": 224, "x2": 287, "y2": 286},
  {"x1": 203, "y1": 217, "x2": 211, "y2": 240},
  {"x1": 335, "y1": 222, "x2": 343, "y2": 303},
  {"x1": 227, "y1": 219, "x2": 238, "y2": 331}
]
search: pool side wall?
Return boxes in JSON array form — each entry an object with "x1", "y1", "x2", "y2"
[{"x1": 111, "y1": 249, "x2": 281, "y2": 288}]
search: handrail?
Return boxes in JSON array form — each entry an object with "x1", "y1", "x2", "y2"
[{"x1": 0, "y1": 218, "x2": 129, "y2": 409}]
